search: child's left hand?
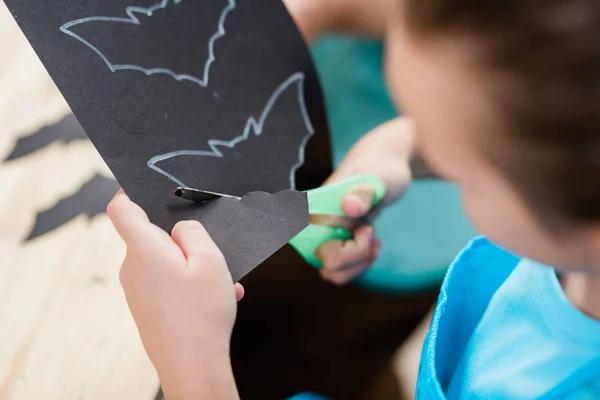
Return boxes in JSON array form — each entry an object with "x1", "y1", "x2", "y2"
[{"x1": 107, "y1": 191, "x2": 242, "y2": 399}]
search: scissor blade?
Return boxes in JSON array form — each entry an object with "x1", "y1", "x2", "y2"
[
  {"x1": 173, "y1": 187, "x2": 241, "y2": 203},
  {"x1": 309, "y1": 206, "x2": 381, "y2": 231}
]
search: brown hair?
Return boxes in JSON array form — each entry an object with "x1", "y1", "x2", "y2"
[{"x1": 406, "y1": 0, "x2": 600, "y2": 225}]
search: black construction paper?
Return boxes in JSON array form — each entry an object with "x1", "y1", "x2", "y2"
[
  {"x1": 28, "y1": 174, "x2": 121, "y2": 240},
  {"x1": 152, "y1": 72, "x2": 316, "y2": 196},
  {"x1": 6, "y1": 0, "x2": 331, "y2": 279},
  {"x1": 172, "y1": 190, "x2": 309, "y2": 282},
  {"x1": 5, "y1": 114, "x2": 87, "y2": 162}
]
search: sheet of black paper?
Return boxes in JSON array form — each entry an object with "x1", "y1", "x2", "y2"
[{"x1": 6, "y1": 0, "x2": 331, "y2": 280}]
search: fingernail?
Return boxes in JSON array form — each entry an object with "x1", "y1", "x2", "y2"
[
  {"x1": 348, "y1": 186, "x2": 374, "y2": 210},
  {"x1": 356, "y1": 192, "x2": 373, "y2": 210},
  {"x1": 185, "y1": 220, "x2": 202, "y2": 228},
  {"x1": 176, "y1": 220, "x2": 203, "y2": 231},
  {"x1": 111, "y1": 189, "x2": 124, "y2": 202}
]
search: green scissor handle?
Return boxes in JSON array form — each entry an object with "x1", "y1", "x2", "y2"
[{"x1": 289, "y1": 174, "x2": 386, "y2": 268}]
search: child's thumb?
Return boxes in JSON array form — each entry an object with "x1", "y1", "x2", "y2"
[
  {"x1": 342, "y1": 185, "x2": 375, "y2": 218},
  {"x1": 171, "y1": 220, "x2": 225, "y2": 266}
]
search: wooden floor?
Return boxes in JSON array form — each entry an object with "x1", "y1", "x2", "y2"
[{"x1": 0, "y1": 3, "x2": 159, "y2": 399}]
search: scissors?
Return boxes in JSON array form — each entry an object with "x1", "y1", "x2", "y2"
[{"x1": 173, "y1": 174, "x2": 386, "y2": 268}]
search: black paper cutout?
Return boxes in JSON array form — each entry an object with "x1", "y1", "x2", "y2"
[
  {"x1": 6, "y1": 0, "x2": 331, "y2": 280},
  {"x1": 28, "y1": 174, "x2": 121, "y2": 240},
  {"x1": 4, "y1": 115, "x2": 87, "y2": 162}
]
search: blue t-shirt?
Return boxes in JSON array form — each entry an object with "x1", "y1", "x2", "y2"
[
  {"x1": 417, "y1": 238, "x2": 600, "y2": 399},
  {"x1": 447, "y1": 259, "x2": 600, "y2": 398}
]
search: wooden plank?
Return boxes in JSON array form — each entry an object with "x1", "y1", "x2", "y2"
[{"x1": 0, "y1": 3, "x2": 158, "y2": 398}]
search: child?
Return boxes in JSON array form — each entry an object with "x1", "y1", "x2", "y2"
[{"x1": 107, "y1": 0, "x2": 600, "y2": 398}]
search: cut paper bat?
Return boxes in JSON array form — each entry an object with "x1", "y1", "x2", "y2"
[
  {"x1": 6, "y1": 0, "x2": 332, "y2": 280},
  {"x1": 5, "y1": 114, "x2": 87, "y2": 162},
  {"x1": 27, "y1": 174, "x2": 120, "y2": 240}
]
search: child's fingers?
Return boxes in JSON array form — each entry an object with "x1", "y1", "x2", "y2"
[
  {"x1": 319, "y1": 239, "x2": 380, "y2": 285},
  {"x1": 341, "y1": 186, "x2": 375, "y2": 218},
  {"x1": 320, "y1": 263, "x2": 372, "y2": 286},
  {"x1": 320, "y1": 261, "x2": 370, "y2": 285},
  {"x1": 235, "y1": 283, "x2": 245, "y2": 302},
  {"x1": 317, "y1": 225, "x2": 376, "y2": 271},
  {"x1": 316, "y1": 240, "x2": 345, "y2": 270},
  {"x1": 108, "y1": 192, "x2": 176, "y2": 262},
  {"x1": 110, "y1": 188, "x2": 125, "y2": 202},
  {"x1": 171, "y1": 220, "x2": 226, "y2": 267},
  {"x1": 107, "y1": 191, "x2": 152, "y2": 243}
]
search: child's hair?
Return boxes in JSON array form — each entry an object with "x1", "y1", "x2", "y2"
[{"x1": 405, "y1": 0, "x2": 600, "y2": 226}]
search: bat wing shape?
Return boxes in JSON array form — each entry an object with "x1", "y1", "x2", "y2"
[
  {"x1": 148, "y1": 72, "x2": 313, "y2": 196},
  {"x1": 60, "y1": 0, "x2": 235, "y2": 87},
  {"x1": 27, "y1": 174, "x2": 120, "y2": 240},
  {"x1": 5, "y1": 114, "x2": 87, "y2": 162}
]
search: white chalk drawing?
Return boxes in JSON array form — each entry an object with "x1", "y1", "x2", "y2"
[
  {"x1": 60, "y1": 0, "x2": 235, "y2": 87},
  {"x1": 60, "y1": 0, "x2": 314, "y2": 191},
  {"x1": 147, "y1": 72, "x2": 314, "y2": 189}
]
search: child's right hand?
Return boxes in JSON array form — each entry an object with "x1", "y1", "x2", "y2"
[
  {"x1": 107, "y1": 191, "x2": 241, "y2": 400},
  {"x1": 317, "y1": 118, "x2": 415, "y2": 285}
]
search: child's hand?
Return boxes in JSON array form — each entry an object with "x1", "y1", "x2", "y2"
[
  {"x1": 317, "y1": 118, "x2": 414, "y2": 285},
  {"x1": 107, "y1": 191, "x2": 242, "y2": 400}
]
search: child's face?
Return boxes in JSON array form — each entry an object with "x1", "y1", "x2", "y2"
[{"x1": 383, "y1": 5, "x2": 599, "y2": 271}]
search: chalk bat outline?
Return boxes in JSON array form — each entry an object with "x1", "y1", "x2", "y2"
[
  {"x1": 147, "y1": 71, "x2": 314, "y2": 189},
  {"x1": 59, "y1": 0, "x2": 235, "y2": 87},
  {"x1": 60, "y1": 0, "x2": 315, "y2": 191}
]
